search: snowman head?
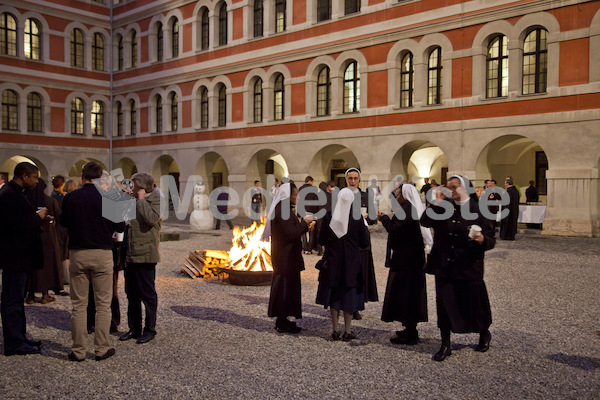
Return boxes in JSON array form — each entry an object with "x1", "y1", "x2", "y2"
[{"x1": 194, "y1": 180, "x2": 205, "y2": 194}]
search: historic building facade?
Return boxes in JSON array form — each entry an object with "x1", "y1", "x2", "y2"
[{"x1": 1, "y1": 0, "x2": 599, "y2": 236}]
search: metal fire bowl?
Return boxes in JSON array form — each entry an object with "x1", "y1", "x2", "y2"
[{"x1": 217, "y1": 267, "x2": 273, "y2": 286}]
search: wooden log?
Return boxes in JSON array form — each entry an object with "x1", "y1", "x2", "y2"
[{"x1": 204, "y1": 250, "x2": 230, "y2": 260}]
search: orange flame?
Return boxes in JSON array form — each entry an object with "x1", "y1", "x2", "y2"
[{"x1": 228, "y1": 220, "x2": 272, "y2": 272}]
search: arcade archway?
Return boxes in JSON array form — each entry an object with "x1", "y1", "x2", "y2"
[
  {"x1": 309, "y1": 145, "x2": 360, "y2": 188},
  {"x1": 245, "y1": 149, "x2": 289, "y2": 188},
  {"x1": 0, "y1": 155, "x2": 49, "y2": 183},
  {"x1": 390, "y1": 141, "x2": 448, "y2": 190},
  {"x1": 194, "y1": 152, "x2": 229, "y2": 191}
]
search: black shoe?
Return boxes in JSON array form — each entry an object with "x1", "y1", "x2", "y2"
[
  {"x1": 475, "y1": 331, "x2": 491, "y2": 352},
  {"x1": 119, "y1": 331, "x2": 140, "y2": 341},
  {"x1": 136, "y1": 333, "x2": 156, "y2": 344},
  {"x1": 276, "y1": 324, "x2": 302, "y2": 334},
  {"x1": 352, "y1": 311, "x2": 362, "y2": 320},
  {"x1": 390, "y1": 330, "x2": 419, "y2": 345},
  {"x1": 342, "y1": 331, "x2": 357, "y2": 342},
  {"x1": 95, "y1": 348, "x2": 115, "y2": 361},
  {"x1": 433, "y1": 345, "x2": 452, "y2": 361},
  {"x1": 331, "y1": 331, "x2": 341, "y2": 341},
  {"x1": 4, "y1": 344, "x2": 41, "y2": 356},
  {"x1": 68, "y1": 352, "x2": 85, "y2": 362},
  {"x1": 58, "y1": 290, "x2": 70, "y2": 296},
  {"x1": 25, "y1": 338, "x2": 42, "y2": 347}
]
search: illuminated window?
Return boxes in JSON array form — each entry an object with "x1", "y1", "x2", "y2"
[
  {"x1": 274, "y1": 74, "x2": 284, "y2": 120},
  {"x1": 92, "y1": 33, "x2": 104, "y2": 71},
  {"x1": 0, "y1": 13, "x2": 17, "y2": 56},
  {"x1": 427, "y1": 47, "x2": 442, "y2": 105},
  {"x1": 91, "y1": 101, "x2": 104, "y2": 136},
  {"x1": 523, "y1": 28, "x2": 547, "y2": 95},
  {"x1": 71, "y1": 98, "x2": 84, "y2": 135},
  {"x1": 486, "y1": 35, "x2": 508, "y2": 98},
  {"x1": 170, "y1": 93, "x2": 178, "y2": 131},
  {"x1": 317, "y1": 66, "x2": 330, "y2": 116},
  {"x1": 27, "y1": 92, "x2": 42, "y2": 132},
  {"x1": 1, "y1": 89, "x2": 18, "y2": 130},
  {"x1": 400, "y1": 52, "x2": 413, "y2": 108},
  {"x1": 71, "y1": 28, "x2": 84, "y2": 67},
  {"x1": 343, "y1": 61, "x2": 360, "y2": 113},
  {"x1": 24, "y1": 19, "x2": 41, "y2": 60},
  {"x1": 253, "y1": 79, "x2": 263, "y2": 122},
  {"x1": 275, "y1": 0, "x2": 286, "y2": 33}
]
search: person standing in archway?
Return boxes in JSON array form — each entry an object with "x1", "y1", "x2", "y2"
[{"x1": 500, "y1": 177, "x2": 520, "y2": 240}]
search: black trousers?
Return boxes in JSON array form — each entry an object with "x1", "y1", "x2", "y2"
[
  {"x1": 214, "y1": 217, "x2": 233, "y2": 229},
  {"x1": 124, "y1": 262, "x2": 157, "y2": 335},
  {"x1": 1, "y1": 270, "x2": 29, "y2": 351}
]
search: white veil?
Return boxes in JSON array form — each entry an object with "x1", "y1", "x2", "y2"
[
  {"x1": 260, "y1": 182, "x2": 291, "y2": 241},
  {"x1": 401, "y1": 184, "x2": 434, "y2": 253}
]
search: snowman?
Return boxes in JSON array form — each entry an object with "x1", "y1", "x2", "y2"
[{"x1": 189, "y1": 179, "x2": 213, "y2": 231}]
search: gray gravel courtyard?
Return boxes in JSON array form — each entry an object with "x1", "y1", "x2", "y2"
[{"x1": 0, "y1": 222, "x2": 599, "y2": 399}]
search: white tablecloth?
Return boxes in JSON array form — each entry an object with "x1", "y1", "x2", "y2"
[{"x1": 518, "y1": 205, "x2": 546, "y2": 224}]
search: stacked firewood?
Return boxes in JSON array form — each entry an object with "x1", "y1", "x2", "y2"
[{"x1": 181, "y1": 250, "x2": 231, "y2": 279}]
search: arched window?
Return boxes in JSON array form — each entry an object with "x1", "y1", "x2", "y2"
[
  {"x1": 91, "y1": 101, "x2": 104, "y2": 136},
  {"x1": 1, "y1": 89, "x2": 18, "y2": 130},
  {"x1": 200, "y1": 87, "x2": 209, "y2": 128},
  {"x1": 486, "y1": 35, "x2": 508, "y2": 98},
  {"x1": 523, "y1": 28, "x2": 548, "y2": 95},
  {"x1": 254, "y1": 0, "x2": 264, "y2": 38},
  {"x1": 0, "y1": 13, "x2": 17, "y2": 56},
  {"x1": 129, "y1": 99, "x2": 136, "y2": 135},
  {"x1": 317, "y1": 66, "x2": 330, "y2": 116},
  {"x1": 117, "y1": 35, "x2": 124, "y2": 70},
  {"x1": 92, "y1": 33, "x2": 104, "y2": 71},
  {"x1": 274, "y1": 74, "x2": 284, "y2": 120},
  {"x1": 275, "y1": 0, "x2": 286, "y2": 33},
  {"x1": 156, "y1": 95, "x2": 163, "y2": 133},
  {"x1": 71, "y1": 98, "x2": 84, "y2": 135},
  {"x1": 345, "y1": 0, "x2": 360, "y2": 16},
  {"x1": 131, "y1": 31, "x2": 137, "y2": 67},
  {"x1": 218, "y1": 85, "x2": 226, "y2": 127},
  {"x1": 157, "y1": 22, "x2": 163, "y2": 61},
  {"x1": 172, "y1": 20, "x2": 179, "y2": 58},
  {"x1": 71, "y1": 28, "x2": 84, "y2": 67},
  {"x1": 116, "y1": 101, "x2": 123, "y2": 136},
  {"x1": 317, "y1": 0, "x2": 331, "y2": 22},
  {"x1": 219, "y1": 3, "x2": 227, "y2": 46},
  {"x1": 400, "y1": 52, "x2": 413, "y2": 108},
  {"x1": 343, "y1": 61, "x2": 360, "y2": 113},
  {"x1": 427, "y1": 46, "x2": 442, "y2": 105},
  {"x1": 24, "y1": 19, "x2": 41, "y2": 60},
  {"x1": 170, "y1": 92, "x2": 178, "y2": 131},
  {"x1": 253, "y1": 78, "x2": 263, "y2": 122},
  {"x1": 201, "y1": 9, "x2": 209, "y2": 50},
  {"x1": 27, "y1": 92, "x2": 42, "y2": 132}
]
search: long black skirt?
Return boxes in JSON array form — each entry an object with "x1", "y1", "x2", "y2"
[
  {"x1": 381, "y1": 268, "x2": 428, "y2": 324},
  {"x1": 268, "y1": 272, "x2": 302, "y2": 319},
  {"x1": 435, "y1": 276, "x2": 492, "y2": 333},
  {"x1": 316, "y1": 278, "x2": 364, "y2": 314},
  {"x1": 361, "y1": 246, "x2": 379, "y2": 303}
]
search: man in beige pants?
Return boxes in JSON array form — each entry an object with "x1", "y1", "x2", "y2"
[{"x1": 60, "y1": 162, "x2": 125, "y2": 361}]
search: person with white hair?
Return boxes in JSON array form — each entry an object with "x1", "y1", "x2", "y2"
[
  {"x1": 421, "y1": 175, "x2": 496, "y2": 362},
  {"x1": 316, "y1": 168, "x2": 369, "y2": 341},
  {"x1": 378, "y1": 183, "x2": 433, "y2": 345}
]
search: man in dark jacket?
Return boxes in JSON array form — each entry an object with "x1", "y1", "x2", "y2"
[
  {"x1": 61, "y1": 162, "x2": 125, "y2": 361},
  {"x1": 500, "y1": 178, "x2": 520, "y2": 240},
  {"x1": 298, "y1": 176, "x2": 319, "y2": 254},
  {"x1": 421, "y1": 175, "x2": 496, "y2": 361},
  {"x1": 0, "y1": 162, "x2": 47, "y2": 356}
]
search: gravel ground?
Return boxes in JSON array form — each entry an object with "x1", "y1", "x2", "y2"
[{"x1": 0, "y1": 221, "x2": 599, "y2": 399}]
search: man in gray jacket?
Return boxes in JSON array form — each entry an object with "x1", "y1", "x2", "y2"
[{"x1": 119, "y1": 172, "x2": 162, "y2": 344}]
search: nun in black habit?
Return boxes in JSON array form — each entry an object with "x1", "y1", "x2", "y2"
[
  {"x1": 316, "y1": 179, "x2": 369, "y2": 342},
  {"x1": 420, "y1": 175, "x2": 496, "y2": 361},
  {"x1": 378, "y1": 183, "x2": 433, "y2": 345},
  {"x1": 262, "y1": 182, "x2": 312, "y2": 333}
]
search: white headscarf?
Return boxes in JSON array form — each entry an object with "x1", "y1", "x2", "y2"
[
  {"x1": 330, "y1": 187, "x2": 355, "y2": 238},
  {"x1": 449, "y1": 174, "x2": 477, "y2": 203},
  {"x1": 401, "y1": 184, "x2": 434, "y2": 253},
  {"x1": 261, "y1": 182, "x2": 291, "y2": 241},
  {"x1": 344, "y1": 167, "x2": 361, "y2": 181}
]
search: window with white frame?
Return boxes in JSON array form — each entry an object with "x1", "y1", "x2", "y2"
[
  {"x1": 92, "y1": 33, "x2": 104, "y2": 71},
  {"x1": 201, "y1": 8, "x2": 209, "y2": 50},
  {"x1": 343, "y1": 61, "x2": 360, "y2": 113},
  {"x1": 71, "y1": 28, "x2": 84, "y2": 67},
  {"x1": 253, "y1": 78, "x2": 263, "y2": 122},
  {"x1": 219, "y1": 3, "x2": 227, "y2": 46},
  {"x1": 129, "y1": 99, "x2": 136, "y2": 135},
  {"x1": 172, "y1": 20, "x2": 179, "y2": 58},
  {"x1": 486, "y1": 35, "x2": 508, "y2": 98},
  {"x1": 254, "y1": 0, "x2": 264, "y2": 38},
  {"x1": 400, "y1": 52, "x2": 413, "y2": 107},
  {"x1": 317, "y1": 66, "x2": 330, "y2": 116},
  {"x1": 0, "y1": 13, "x2": 17, "y2": 56},
  {"x1": 116, "y1": 101, "x2": 123, "y2": 136},
  {"x1": 157, "y1": 22, "x2": 163, "y2": 61},
  {"x1": 200, "y1": 87, "x2": 209, "y2": 128},
  {"x1": 522, "y1": 28, "x2": 547, "y2": 95},
  {"x1": 317, "y1": 0, "x2": 331, "y2": 22},
  {"x1": 275, "y1": 0, "x2": 286, "y2": 33},
  {"x1": 27, "y1": 92, "x2": 42, "y2": 132},
  {"x1": 218, "y1": 84, "x2": 226, "y2": 127},
  {"x1": 1, "y1": 89, "x2": 18, "y2": 130},
  {"x1": 131, "y1": 31, "x2": 137, "y2": 67},
  {"x1": 25, "y1": 19, "x2": 41, "y2": 60},
  {"x1": 427, "y1": 46, "x2": 442, "y2": 105},
  {"x1": 156, "y1": 95, "x2": 163, "y2": 133},
  {"x1": 170, "y1": 93, "x2": 178, "y2": 131},
  {"x1": 91, "y1": 100, "x2": 104, "y2": 136},
  {"x1": 71, "y1": 98, "x2": 85, "y2": 135}
]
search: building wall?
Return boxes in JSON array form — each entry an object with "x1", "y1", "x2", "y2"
[{"x1": 1, "y1": 0, "x2": 599, "y2": 236}]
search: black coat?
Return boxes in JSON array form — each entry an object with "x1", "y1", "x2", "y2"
[
  {"x1": 420, "y1": 199, "x2": 495, "y2": 281},
  {"x1": 380, "y1": 202, "x2": 425, "y2": 271},
  {"x1": 0, "y1": 181, "x2": 44, "y2": 272},
  {"x1": 500, "y1": 186, "x2": 520, "y2": 240},
  {"x1": 270, "y1": 202, "x2": 308, "y2": 274},
  {"x1": 318, "y1": 208, "x2": 369, "y2": 288}
]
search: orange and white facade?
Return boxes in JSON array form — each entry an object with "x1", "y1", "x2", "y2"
[{"x1": 1, "y1": 0, "x2": 599, "y2": 236}]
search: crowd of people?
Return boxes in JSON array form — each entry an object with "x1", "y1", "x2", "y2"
[
  {"x1": 0, "y1": 161, "x2": 533, "y2": 362},
  {"x1": 263, "y1": 169, "x2": 533, "y2": 361},
  {"x1": 0, "y1": 161, "x2": 161, "y2": 360}
]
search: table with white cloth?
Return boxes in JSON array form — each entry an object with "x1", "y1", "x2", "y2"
[{"x1": 518, "y1": 205, "x2": 546, "y2": 224}]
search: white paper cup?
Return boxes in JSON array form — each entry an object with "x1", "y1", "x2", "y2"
[
  {"x1": 360, "y1": 207, "x2": 367, "y2": 216},
  {"x1": 468, "y1": 224, "x2": 482, "y2": 239},
  {"x1": 114, "y1": 232, "x2": 124, "y2": 242}
]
